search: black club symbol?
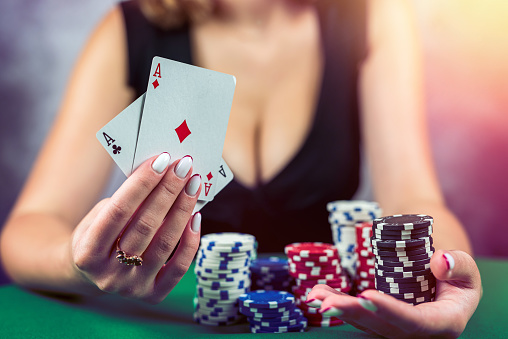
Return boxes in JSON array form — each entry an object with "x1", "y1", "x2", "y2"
[{"x1": 112, "y1": 144, "x2": 121, "y2": 155}]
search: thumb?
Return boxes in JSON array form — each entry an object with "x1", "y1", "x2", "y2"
[{"x1": 430, "y1": 249, "x2": 481, "y2": 289}]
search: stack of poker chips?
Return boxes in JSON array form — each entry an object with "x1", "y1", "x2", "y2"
[
  {"x1": 327, "y1": 200, "x2": 382, "y2": 278},
  {"x1": 238, "y1": 290, "x2": 307, "y2": 333},
  {"x1": 371, "y1": 215, "x2": 436, "y2": 305},
  {"x1": 285, "y1": 242, "x2": 350, "y2": 327},
  {"x1": 250, "y1": 257, "x2": 292, "y2": 292},
  {"x1": 354, "y1": 221, "x2": 376, "y2": 293},
  {"x1": 193, "y1": 232, "x2": 256, "y2": 326}
]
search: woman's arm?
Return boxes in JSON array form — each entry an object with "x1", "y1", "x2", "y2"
[
  {"x1": 0, "y1": 6, "x2": 134, "y2": 294},
  {"x1": 307, "y1": 2, "x2": 481, "y2": 338},
  {"x1": 359, "y1": 0, "x2": 471, "y2": 254}
]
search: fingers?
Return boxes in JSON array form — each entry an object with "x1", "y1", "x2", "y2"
[
  {"x1": 84, "y1": 153, "x2": 170, "y2": 255},
  {"x1": 431, "y1": 249, "x2": 481, "y2": 290},
  {"x1": 142, "y1": 174, "x2": 202, "y2": 271},
  {"x1": 150, "y1": 212, "x2": 201, "y2": 304},
  {"x1": 119, "y1": 155, "x2": 194, "y2": 256}
]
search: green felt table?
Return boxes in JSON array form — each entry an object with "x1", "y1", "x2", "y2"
[{"x1": 0, "y1": 258, "x2": 506, "y2": 338}]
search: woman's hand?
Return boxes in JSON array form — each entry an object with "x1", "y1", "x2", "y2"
[
  {"x1": 306, "y1": 250, "x2": 482, "y2": 338},
  {"x1": 70, "y1": 153, "x2": 202, "y2": 304}
]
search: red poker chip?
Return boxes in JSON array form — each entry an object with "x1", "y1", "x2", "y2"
[
  {"x1": 289, "y1": 266, "x2": 340, "y2": 275},
  {"x1": 289, "y1": 271, "x2": 341, "y2": 280},
  {"x1": 288, "y1": 258, "x2": 340, "y2": 268},
  {"x1": 285, "y1": 242, "x2": 338, "y2": 258},
  {"x1": 296, "y1": 276, "x2": 350, "y2": 287},
  {"x1": 287, "y1": 253, "x2": 340, "y2": 263}
]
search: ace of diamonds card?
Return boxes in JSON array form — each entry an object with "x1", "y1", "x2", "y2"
[{"x1": 132, "y1": 57, "x2": 236, "y2": 201}]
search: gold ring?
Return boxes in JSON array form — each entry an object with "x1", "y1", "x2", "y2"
[{"x1": 116, "y1": 237, "x2": 143, "y2": 266}]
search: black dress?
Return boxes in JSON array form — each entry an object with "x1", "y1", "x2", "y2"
[{"x1": 120, "y1": 0, "x2": 367, "y2": 252}]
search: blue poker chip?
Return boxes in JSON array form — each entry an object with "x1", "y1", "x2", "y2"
[
  {"x1": 250, "y1": 257, "x2": 289, "y2": 273},
  {"x1": 239, "y1": 290, "x2": 295, "y2": 309},
  {"x1": 250, "y1": 319, "x2": 307, "y2": 333},
  {"x1": 249, "y1": 314, "x2": 306, "y2": 327},
  {"x1": 240, "y1": 308, "x2": 294, "y2": 319},
  {"x1": 250, "y1": 308, "x2": 304, "y2": 322}
]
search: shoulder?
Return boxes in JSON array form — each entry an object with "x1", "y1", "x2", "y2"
[{"x1": 366, "y1": 0, "x2": 417, "y2": 48}]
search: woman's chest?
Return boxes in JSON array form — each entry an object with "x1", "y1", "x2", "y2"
[{"x1": 190, "y1": 10, "x2": 323, "y2": 187}]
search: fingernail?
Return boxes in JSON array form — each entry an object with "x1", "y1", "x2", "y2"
[
  {"x1": 443, "y1": 253, "x2": 455, "y2": 271},
  {"x1": 152, "y1": 152, "x2": 170, "y2": 174},
  {"x1": 358, "y1": 295, "x2": 377, "y2": 312},
  {"x1": 305, "y1": 299, "x2": 322, "y2": 308},
  {"x1": 185, "y1": 174, "x2": 201, "y2": 196},
  {"x1": 191, "y1": 212, "x2": 201, "y2": 233},
  {"x1": 320, "y1": 307, "x2": 343, "y2": 317},
  {"x1": 175, "y1": 156, "x2": 193, "y2": 178}
]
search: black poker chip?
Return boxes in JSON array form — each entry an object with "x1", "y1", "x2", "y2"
[
  {"x1": 379, "y1": 286, "x2": 436, "y2": 300},
  {"x1": 374, "y1": 263, "x2": 430, "y2": 272},
  {"x1": 376, "y1": 278, "x2": 436, "y2": 290},
  {"x1": 371, "y1": 237, "x2": 433, "y2": 249},
  {"x1": 375, "y1": 268, "x2": 431, "y2": 278},
  {"x1": 373, "y1": 247, "x2": 435, "y2": 257},
  {"x1": 373, "y1": 215, "x2": 433, "y2": 231},
  {"x1": 375, "y1": 257, "x2": 431, "y2": 267},
  {"x1": 372, "y1": 226, "x2": 433, "y2": 236},
  {"x1": 375, "y1": 253, "x2": 433, "y2": 263},
  {"x1": 375, "y1": 273, "x2": 434, "y2": 284},
  {"x1": 373, "y1": 232, "x2": 431, "y2": 241},
  {"x1": 380, "y1": 293, "x2": 436, "y2": 305},
  {"x1": 376, "y1": 283, "x2": 435, "y2": 294}
]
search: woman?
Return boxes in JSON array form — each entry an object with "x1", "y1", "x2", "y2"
[{"x1": 0, "y1": 0, "x2": 481, "y2": 337}]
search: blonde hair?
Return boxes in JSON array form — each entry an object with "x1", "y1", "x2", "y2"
[{"x1": 139, "y1": 0, "x2": 214, "y2": 30}]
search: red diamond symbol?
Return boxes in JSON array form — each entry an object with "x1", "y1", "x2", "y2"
[
  {"x1": 152, "y1": 79, "x2": 159, "y2": 89},
  {"x1": 175, "y1": 120, "x2": 191, "y2": 143},
  {"x1": 206, "y1": 172, "x2": 213, "y2": 181}
]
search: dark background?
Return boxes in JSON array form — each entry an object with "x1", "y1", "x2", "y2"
[{"x1": 1, "y1": 1, "x2": 507, "y2": 285}]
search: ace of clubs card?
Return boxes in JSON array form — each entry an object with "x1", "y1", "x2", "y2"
[{"x1": 132, "y1": 57, "x2": 236, "y2": 201}]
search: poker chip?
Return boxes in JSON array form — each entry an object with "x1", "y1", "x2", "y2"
[
  {"x1": 375, "y1": 278, "x2": 435, "y2": 289},
  {"x1": 376, "y1": 252, "x2": 433, "y2": 262},
  {"x1": 285, "y1": 242, "x2": 337, "y2": 258},
  {"x1": 373, "y1": 214, "x2": 433, "y2": 230},
  {"x1": 374, "y1": 226, "x2": 433, "y2": 236},
  {"x1": 250, "y1": 256, "x2": 292, "y2": 292},
  {"x1": 239, "y1": 290, "x2": 295, "y2": 309},
  {"x1": 194, "y1": 232, "x2": 256, "y2": 326},
  {"x1": 285, "y1": 242, "x2": 349, "y2": 327},
  {"x1": 375, "y1": 283, "x2": 435, "y2": 294},
  {"x1": 374, "y1": 263, "x2": 431, "y2": 272},
  {"x1": 238, "y1": 291, "x2": 307, "y2": 333},
  {"x1": 328, "y1": 201, "x2": 382, "y2": 281},
  {"x1": 375, "y1": 257, "x2": 432, "y2": 267},
  {"x1": 371, "y1": 215, "x2": 436, "y2": 305},
  {"x1": 371, "y1": 237, "x2": 433, "y2": 249},
  {"x1": 373, "y1": 247, "x2": 435, "y2": 257}
]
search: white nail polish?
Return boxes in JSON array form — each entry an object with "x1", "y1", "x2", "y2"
[
  {"x1": 191, "y1": 213, "x2": 201, "y2": 233},
  {"x1": 443, "y1": 253, "x2": 455, "y2": 271},
  {"x1": 321, "y1": 307, "x2": 343, "y2": 317},
  {"x1": 175, "y1": 156, "x2": 193, "y2": 178},
  {"x1": 186, "y1": 175, "x2": 201, "y2": 196},
  {"x1": 306, "y1": 299, "x2": 323, "y2": 308},
  {"x1": 358, "y1": 297, "x2": 378, "y2": 312},
  {"x1": 151, "y1": 153, "x2": 170, "y2": 174}
]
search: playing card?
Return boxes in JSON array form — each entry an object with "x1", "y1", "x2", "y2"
[
  {"x1": 132, "y1": 57, "x2": 236, "y2": 201},
  {"x1": 96, "y1": 93, "x2": 145, "y2": 176},
  {"x1": 193, "y1": 158, "x2": 234, "y2": 213}
]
